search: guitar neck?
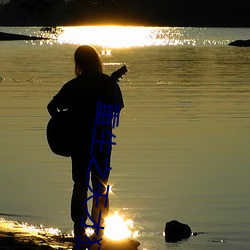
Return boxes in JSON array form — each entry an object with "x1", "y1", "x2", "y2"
[{"x1": 110, "y1": 65, "x2": 128, "y2": 82}]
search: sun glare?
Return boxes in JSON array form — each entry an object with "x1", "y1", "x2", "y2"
[
  {"x1": 46, "y1": 26, "x2": 206, "y2": 47},
  {"x1": 57, "y1": 26, "x2": 153, "y2": 48},
  {"x1": 104, "y1": 212, "x2": 138, "y2": 241}
]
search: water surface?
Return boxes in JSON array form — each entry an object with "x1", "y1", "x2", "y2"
[{"x1": 0, "y1": 27, "x2": 250, "y2": 249}]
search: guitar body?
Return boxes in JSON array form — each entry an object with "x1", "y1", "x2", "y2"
[
  {"x1": 46, "y1": 111, "x2": 72, "y2": 157},
  {"x1": 46, "y1": 65, "x2": 127, "y2": 157}
]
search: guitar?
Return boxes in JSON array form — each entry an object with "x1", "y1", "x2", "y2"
[{"x1": 46, "y1": 65, "x2": 127, "y2": 157}]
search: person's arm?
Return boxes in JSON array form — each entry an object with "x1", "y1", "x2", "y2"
[
  {"x1": 47, "y1": 99, "x2": 58, "y2": 117},
  {"x1": 47, "y1": 80, "x2": 74, "y2": 116}
]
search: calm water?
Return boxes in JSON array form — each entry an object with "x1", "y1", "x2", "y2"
[{"x1": 0, "y1": 27, "x2": 250, "y2": 250}]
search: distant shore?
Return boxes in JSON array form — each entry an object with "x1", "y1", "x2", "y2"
[{"x1": 0, "y1": 31, "x2": 45, "y2": 41}]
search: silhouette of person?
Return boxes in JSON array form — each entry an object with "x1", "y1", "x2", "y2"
[{"x1": 47, "y1": 45, "x2": 124, "y2": 242}]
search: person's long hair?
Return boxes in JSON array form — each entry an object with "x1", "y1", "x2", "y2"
[{"x1": 74, "y1": 45, "x2": 103, "y2": 76}]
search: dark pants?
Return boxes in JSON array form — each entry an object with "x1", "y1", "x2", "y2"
[{"x1": 71, "y1": 147, "x2": 111, "y2": 237}]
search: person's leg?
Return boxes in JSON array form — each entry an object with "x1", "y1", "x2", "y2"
[
  {"x1": 71, "y1": 183, "x2": 87, "y2": 237},
  {"x1": 71, "y1": 149, "x2": 90, "y2": 239},
  {"x1": 91, "y1": 151, "x2": 111, "y2": 236}
]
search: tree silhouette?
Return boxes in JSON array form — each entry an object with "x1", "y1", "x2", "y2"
[{"x1": 9, "y1": 0, "x2": 64, "y2": 15}]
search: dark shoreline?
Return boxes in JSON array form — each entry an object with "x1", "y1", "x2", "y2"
[
  {"x1": 228, "y1": 39, "x2": 250, "y2": 47},
  {"x1": 0, "y1": 233, "x2": 54, "y2": 250},
  {"x1": 0, "y1": 31, "x2": 45, "y2": 41}
]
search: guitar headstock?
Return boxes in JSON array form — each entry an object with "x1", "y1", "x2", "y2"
[{"x1": 111, "y1": 65, "x2": 128, "y2": 82}]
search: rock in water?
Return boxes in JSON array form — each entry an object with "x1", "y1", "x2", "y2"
[{"x1": 164, "y1": 220, "x2": 192, "y2": 242}]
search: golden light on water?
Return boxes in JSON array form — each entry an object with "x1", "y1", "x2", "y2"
[
  {"x1": 39, "y1": 26, "x2": 231, "y2": 47},
  {"x1": 104, "y1": 212, "x2": 139, "y2": 241},
  {"x1": 57, "y1": 26, "x2": 154, "y2": 48},
  {"x1": 54, "y1": 26, "x2": 207, "y2": 48}
]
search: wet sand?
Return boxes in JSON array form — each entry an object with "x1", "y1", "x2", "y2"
[
  {"x1": 0, "y1": 219, "x2": 72, "y2": 249},
  {"x1": 0, "y1": 229, "x2": 55, "y2": 249},
  {"x1": 0, "y1": 219, "x2": 140, "y2": 250},
  {"x1": 0, "y1": 234, "x2": 53, "y2": 250}
]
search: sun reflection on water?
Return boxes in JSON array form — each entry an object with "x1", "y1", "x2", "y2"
[
  {"x1": 53, "y1": 26, "x2": 229, "y2": 48},
  {"x1": 57, "y1": 26, "x2": 154, "y2": 48},
  {"x1": 104, "y1": 211, "x2": 139, "y2": 241},
  {"x1": 57, "y1": 26, "x2": 219, "y2": 48}
]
